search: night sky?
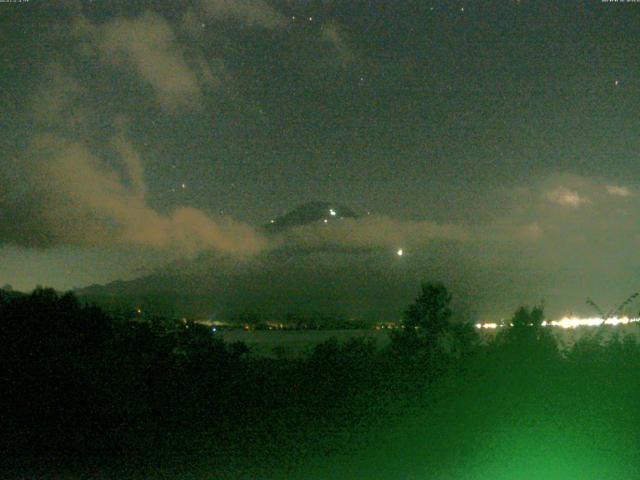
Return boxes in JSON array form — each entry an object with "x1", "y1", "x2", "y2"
[{"x1": 1, "y1": 0, "x2": 639, "y2": 319}]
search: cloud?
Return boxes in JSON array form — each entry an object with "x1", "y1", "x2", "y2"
[
  {"x1": 271, "y1": 174, "x2": 640, "y2": 271},
  {"x1": 606, "y1": 185, "x2": 632, "y2": 197},
  {"x1": 276, "y1": 215, "x2": 470, "y2": 254},
  {"x1": 545, "y1": 186, "x2": 590, "y2": 208},
  {"x1": 77, "y1": 12, "x2": 217, "y2": 110},
  {"x1": 321, "y1": 22, "x2": 354, "y2": 65},
  {"x1": 198, "y1": 0, "x2": 286, "y2": 28},
  {"x1": 511, "y1": 222, "x2": 544, "y2": 242},
  {"x1": 110, "y1": 129, "x2": 146, "y2": 199},
  {"x1": 0, "y1": 133, "x2": 266, "y2": 257},
  {"x1": 1, "y1": 60, "x2": 264, "y2": 259},
  {"x1": 493, "y1": 174, "x2": 640, "y2": 260}
]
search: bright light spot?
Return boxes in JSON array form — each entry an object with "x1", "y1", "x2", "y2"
[
  {"x1": 323, "y1": 218, "x2": 328, "y2": 223},
  {"x1": 181, "y1": 183, "x2": 186, "y2": 189},
  {"x1": 475, "y1": 316, "x2": 640, "y2": 330},
  {"x1": 615, "y1": 79, "x2": 620, "y2": 86},
  {"x1": 270, "y1": 219, "x2": 275, "y2": 224},
  {"x1": 329, "y1": 208, "x2": 337, "y2": 216},
  {"x1": 397, "y1": 248, "x2": 404, "y2": 256},
  {"x1": 476, "y1": 323, "x2": 498, "y2": 329},
  {"x1": 309, "y1": 16, "x2": 313, "y2": 21},
  {"x1": 549, "y1": 315, "x2": 639, "y2": 329}
]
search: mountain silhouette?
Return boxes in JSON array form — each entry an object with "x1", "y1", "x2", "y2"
[
  {"x1": 265, "y1": 201, "x2": 359, "y2": 233},
  {"x1": 75, "y1": 202, "x2": 397, "y2": 321}
]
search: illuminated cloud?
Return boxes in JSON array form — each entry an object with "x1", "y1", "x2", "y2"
[
  {"x1": 77, "y1": 12, "x2": 216, "y2": 110},
  {"x1": 0, "y1": 133, "x2": 266, "y2": 257},
  {"x1": 281, "y1": 215, "x2": 470, "y2": 251},
  {"x1": 545, "y1": 186, "x2": 590, "y2": 208},
  {"x1": 0, "y1": 55, "x2": 264, "y2": 259},
  {"x1": 606, "y1": 185, "x2": 632, "y2": 197}
]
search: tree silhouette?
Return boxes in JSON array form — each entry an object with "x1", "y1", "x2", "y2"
[
  {"x1": 497, "y1": 305, "x2": 557, "y2": 361},
  {"x1": 389, "y1": 282, "x2": 455, "y2": 371},
  {"x1": 403, "y1": 282, "x2": 452, "y2": 339}
]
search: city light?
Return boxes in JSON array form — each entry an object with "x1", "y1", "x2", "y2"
[
  {"x1": 544, "y1": 316, "x2": 639, "y2": 329},
  {"x1": 475, "y1": 322, "x2": 498, "y2": 329},
  {"x1": 476, "y1": 316, "x2": 640, "y2": 330}
]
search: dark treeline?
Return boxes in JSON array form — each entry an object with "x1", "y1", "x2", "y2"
[{"x1": 2, "y1": 284, "x2": 640, "y2": 479}]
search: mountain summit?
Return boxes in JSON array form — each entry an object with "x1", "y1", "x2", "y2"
[{"x1": 265, "y1": 201, "x2": 359, "y2": 233}]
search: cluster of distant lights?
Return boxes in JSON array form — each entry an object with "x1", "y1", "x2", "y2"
[
  {"x1": 476, "y1": 316, "x2": 640, "y2": 330},
  {"x1": 323, "y1": 208, "x2": 337, "y2": 223}
]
